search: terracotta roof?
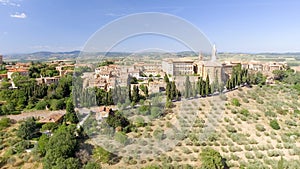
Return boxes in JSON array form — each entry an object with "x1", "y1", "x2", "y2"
[
  {"x1": 8, "y1": 69, "x2": 29, "y2": 72},
  {"x1": 99, "y1": 106, "x2": 112, "y2": 113},
  {"x1": 39, "y1": 113, "x2": 65, "y2": 123}
]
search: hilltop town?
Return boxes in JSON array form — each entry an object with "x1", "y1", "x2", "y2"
[
  {"x1": 1, "y1": 49, "x2": 299, "y2": 168},
  {"x1": 0, "y1": 49, "x2": 290, "y2": 125},
  {"x1": 0, "y1": 48, "x2": 287, "y2": 95}
]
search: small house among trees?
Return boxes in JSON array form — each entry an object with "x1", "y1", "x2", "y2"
[{"x1": 39, "y1": 113, "x2": 65, "y2": 124}]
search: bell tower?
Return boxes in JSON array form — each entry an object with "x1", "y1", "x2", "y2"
[
  {"x1": 198, "y1": 51, "x2": 203, "y2": 61},
  {"x1": 212, "y1": 44, "x2": 217, "y2": 61}
]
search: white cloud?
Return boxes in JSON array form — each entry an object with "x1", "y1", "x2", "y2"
[
  {"x1": 10, "y1": 12, "x2": 26, "y2": 19},
  {"x1": 105, "y1": 13, "x2": 125, "y2": 17},
  {"x1": 0, "y1": 0, "x2": 21, "y2": 7}
]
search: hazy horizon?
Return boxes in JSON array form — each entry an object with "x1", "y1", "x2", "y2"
[{"x1": 1, "y1": 0, "x2": 300, "y2": 54}]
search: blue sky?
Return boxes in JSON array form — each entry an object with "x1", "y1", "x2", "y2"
[{"x1": 1, "y1": 0, "x2": 300, "y2": 54}]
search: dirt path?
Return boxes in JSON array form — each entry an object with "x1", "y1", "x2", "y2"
[{"x1": 1, "y1": 110, "x2": 65, "y2": 122}]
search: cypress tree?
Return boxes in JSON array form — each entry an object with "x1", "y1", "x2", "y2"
[
  {"x1": 128, "y1": 85, "x2": 132, "y2": 102},
  {"x1": 175, "y1": 89, "x2": 179, "y2": 101},
  {"x1": 197, "y1": 78, "x2": 201, "y2": 95},
  {"x1": 108, "y1": 89, "x2": 113, "y2": 105},
  {"x1": 145, "y1": 86, "x2": 149, "y2": 98},
  {"x1": 171, "y1": 81, "x2": 176, "y2": 100},
  {"x1": 201, "y1": 80, "x2": 205, "y2": 96},
  {"x1": 192, "y1": 82, "x2": 197, "y2": 97},
  {"x1": 132, "y1": 85, "x2": 140, "y2": 103},
  {"x1": 164, "y1": 74, "x2": 169, "y2": 83},
  {"x1": 65, "y1": 99, "x2": 79, "y2": 124},
  {"x1": 205, "y1": 74, "x2": 211, "y2": 95},
  {"x1": 166, "y1": 82, "x2": 171, "y2": 101},
  {"x1": 226, "y1": 79, "x2": 230, "y2": 90},
  {"x1": 105, "y1": 91, "x2": 109, "y2": 106},
  {"x1": 184, "y1": 76, "x2": 191, "y2": 98}
]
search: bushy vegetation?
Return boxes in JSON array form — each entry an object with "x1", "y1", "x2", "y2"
[
  {"x1": 2, "y1": 60, "x2": 300, "y2": 168},
  {"x1": 226, "y1": 64, "x2": 249, "y2": 89},
  {"x1": 43, "y1": 125, "x2": 80, "y2": 169},
  {"x1": 106, "y1": 111, "x2": 131, "y2": 132},
  {"x1": 199, "y1": 148, "x2": 227, "y2": 169},
  {"x1": 270, "y1": 119, "x2": 280, "y2": 130},
  {"x1": 0, "y1": 72, "x2": 72, "y2": 114},
  {"x1": 231, "y1": 98, "x2": 241, "y2": 107},
  {"x1": 0, "y1": 117, "x2": 11, "y2": 130},
  {"x1": 93, "y1": 146, "x2": 114, "y2": 164},
  {"x1": 17, "y1": 117, "x2": 39, "y2": 140},
  {"x1": 153, "y1": 129, "x2": 165, "y2": 140},
  {"x1": 165, "y1": 75, "x2": 181, "y2": 101},
  {"x1": 255, "y1": 124, "x2": 266, "y2": 132}
]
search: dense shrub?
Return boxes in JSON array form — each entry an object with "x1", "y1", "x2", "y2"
[
  {"x1": 255, "y1": 97, "x2": 264, "y2": 104},
  {"x1": 225, "y1": 125, "x2": 237, "y2": 133},
  {"x1": 35, "y1": 100, "x2": 48, "y2": 110},
  {"x1": 245, "y1": 152, "x2": 255, "y2": 159},
  {"x1": 285, "y1": 120, "x2": 297, "y2": 126},
  {"x1": 115, "y1": 132, "x2": 129, "y2": 145},
  {"x1": 83, "y1": 161, "x2": 101, "y2": 169},
  {"x1": 244, "y1": 145, "x2": 253, "y2": 151},
  {"x1": 229, "y1": 146, "x2": 242, "y2": 152},
  {"x1": 134, "y1": 117, "x2": 145, "y2": 127},
  {"x1": 231, "y1": 98, "x2": 241, "y2": 107},
  {"x1": 13, "y1": 140, "x2": 32, "y2": 153},
  {"x1": 153, "y1": 129, "x2": 165, "y2": 140},
  {"x1": 41, "y1": 122, "x2": 58, "y2": 132},
  {"x1": 240, "y1": 108, "x2": 250, "y2": 117},
  {"x1": 270, "y1": 119, "x2": 280, "y2": 130},
  {"x1": 265, "y1": 110, "x2": 276, "y2": 117},
  {"x1": 17, "y1": 117, "x2": 38, "y2": 140},
  {"x1": 200, "y1": 148, "x2": 227, "y2": 169},
  {"x1": 255, "y1": 124, "x2": 266, "y2": 132},
  {"x1": 276, "y1": 108, "x2": 288, "y2": 115},
  {"x1": 106, "y1": 111, "x2": 130, "y2": 132},
  {"x1": 0, "y1": 117, "x2": 11, "y2": 130},
  {"x1": 254, "y1": 151, "x2": 264, "y2": 159},
  {"x1": 294, "y1": 109, "x2": 300, "y2": 114},
  {"x1": 267, "y1": 150, "x2": 281, "y2": 157},
  {"x1": 92, "y1": 146, "x2": 115, "y2": 164},
  {"x1": 242, "y1": 97, "x2": 249, "y2": 103}
]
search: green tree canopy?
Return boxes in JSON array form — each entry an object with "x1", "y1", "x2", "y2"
[
  {"x1": 43, "y1": 125, "x2": 78, "y2": 169},
  {"x1": 83, "y1": 161, "x2": 101, "y2": 169},
  {"x1": 93, "y1": 146, "x2": 113, "y2": 164},
  {"x1": 200, "y1": 148, "x2": 227, "y2": 169},
  {"x1": 65, "y1": 99, "x2": 79, "y2": 124},
  {"x1": 17, "y1": 117, "x2": 38, "y2": 140}
]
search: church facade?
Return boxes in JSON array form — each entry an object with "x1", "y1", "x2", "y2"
[{"x1": 162, "y1": 45, "x2": 224, "y2": 84}]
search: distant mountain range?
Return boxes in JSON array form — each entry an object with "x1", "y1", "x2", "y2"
[
  {"x1": 3, "y1": 51, "x2": 300, "y2": 62},
  {"x1": 3, "y1": 51, "x2": 195, "y2": 62},
  {"x1": 4, "y1": 51, "x2": 81, "y2": 61}
]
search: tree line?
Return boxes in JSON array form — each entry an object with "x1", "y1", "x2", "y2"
[
  {"x1": 226, "y1": 64, "x2": 267, "y2": 90},
  {"x1": 0, "y1": 72, "x2": 72, "y2": 115}
]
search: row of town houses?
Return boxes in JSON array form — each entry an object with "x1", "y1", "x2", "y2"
[
  {"x1": 0, "y1": 58, "x2": 287, "y2": 91},
  {"x1": 0, "y1": 61, "x2": 74, "y2": 86},
  {"x1": 91, "y1": 59, "x2": 287, "y2": 92}
]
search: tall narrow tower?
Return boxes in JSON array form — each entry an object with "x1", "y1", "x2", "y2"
[
  {"x1": 211, "y1": 44, "x2": 217, "y2": 61},
  {"x1": 198, "y1": 51, "x2": 203, "y2": 61},
  {"x1": 0, "y1": 54, "x2": 3, "y2": 65}
]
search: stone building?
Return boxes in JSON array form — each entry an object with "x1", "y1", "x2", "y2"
[
  {"x1": 162, "y1": 58, "x2": 195, "y2": 76},
  {"x1": 162, "y1": 44, "x2": 223, "y2": 83}
]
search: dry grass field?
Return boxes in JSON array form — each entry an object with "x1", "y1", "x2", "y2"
[
  {"x1": 1, "y1": 84, "x2": 299, "y2": 169},
  {"x1": 94, "y1": 84, "x2": 300, "y2": 168}
]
